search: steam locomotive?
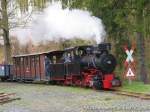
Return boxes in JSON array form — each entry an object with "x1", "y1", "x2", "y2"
[{"x1": 0, "y1": 43, "x2": 121, "y2": 89}]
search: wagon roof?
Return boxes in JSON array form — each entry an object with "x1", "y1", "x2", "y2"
[
  {"x1": 12, "y1": 45, "x2": 93, "y2": 57},
  {"x1": 12, "y1": 50, "x2": 64, "y2": 58},
  {"x1": 64, "y1": 45, "x2": 92, "y2": 51},
  {"x1": 76, "y1": 45, "x2": 92, "y2": 49}
]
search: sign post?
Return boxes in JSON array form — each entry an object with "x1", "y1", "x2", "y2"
[{"x1": 124, "y1": 43, "x2": 136, "y2": 84}]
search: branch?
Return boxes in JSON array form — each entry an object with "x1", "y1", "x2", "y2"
[
  {"x1": 22, "y1": 10, "x2": 34, "y2": 27},
  {"x1": 7, "y1": 3, "x2": 18, "y2": 17},
  {"x1": 9, "y1": 9, "x2": 34, "y2": 29}
]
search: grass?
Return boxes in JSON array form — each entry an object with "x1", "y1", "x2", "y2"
[{"x1": 119, "y1": 80, "x2": 150, "y2": 94}]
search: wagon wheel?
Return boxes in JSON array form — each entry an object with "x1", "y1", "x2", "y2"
[{"x1": 0, "y1": 77, "x2": 7, "y2": 82}]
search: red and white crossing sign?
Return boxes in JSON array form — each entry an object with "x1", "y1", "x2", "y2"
[
  {"x1": 123, "y1": 43, "x2": 136, "y2": 79},
  {"x1": 125, "y1": 49, "x2": 134, "y2": 63},
  {"x1": 124, "y1": 44, "x2": 135, "y2": 67},
  {"x1": 125, "y1": 66, "x2": 135, "y2": 78},
  {"x1": 126, "y1": 68, "x2": 134, "y2": 77}
]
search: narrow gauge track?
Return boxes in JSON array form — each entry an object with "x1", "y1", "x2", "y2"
[{"x1": 101, "y1": 89, "x2": 150, "y2": 100}]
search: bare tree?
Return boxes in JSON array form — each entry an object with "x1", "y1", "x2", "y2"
[
  {"x1": 0, "y1": 0, "x2": 33, "y2": 63},
  {"x1": 0, "y1": 0, "x2": 70, "y2": 63},
  {"x1": 0, "y1": 0, "x2": 11, "y2": 64}
]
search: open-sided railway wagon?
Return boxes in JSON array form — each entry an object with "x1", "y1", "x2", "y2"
[{"x1": 12, "y1": 50, "x2": 64, "y2": 81}]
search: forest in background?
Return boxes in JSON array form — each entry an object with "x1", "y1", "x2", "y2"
[{"x1": 0, "y1": 0, "x2": 149, "y2": 82}]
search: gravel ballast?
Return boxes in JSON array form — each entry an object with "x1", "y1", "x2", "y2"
[{"x1": 0, "y1": 82, "x2": 150, "y2": 112}]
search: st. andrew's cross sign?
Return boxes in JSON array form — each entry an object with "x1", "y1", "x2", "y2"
[{"x1": 123, "y1": 44, "x2": 136, "y2": 79}]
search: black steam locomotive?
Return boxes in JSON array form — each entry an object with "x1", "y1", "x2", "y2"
[
  {"x1": 0, "y1": 43, "x2": 121, "y2": 89},
  {"x1": 79, "y1": 43, "x2": 116, "y2": 74}
]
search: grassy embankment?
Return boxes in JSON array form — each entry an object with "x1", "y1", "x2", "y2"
[{"x1": 119, "y1": 81, "x2": 150, "y2": 94}]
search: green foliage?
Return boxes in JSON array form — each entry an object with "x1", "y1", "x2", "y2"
[
  {"x1": 17, "y1": 0, "x2": 29, "y2": 12},
  {"x1": 60, "y1": 38, "x2": 96, "y2": 49},
  {"x1": 16, "y1": 0, "x2": 52, "y2": 11},
  {"x1": 115, "y1": 36, "x2": 130, "y2": 67},
  {"x1": 32, "y1": 0, "x2": 48, "y2": 10},
  {"x1": 120, "y1": 81, "x2": 150, "y2": 93}
]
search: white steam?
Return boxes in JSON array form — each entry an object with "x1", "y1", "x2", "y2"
[{"x1": 10, "y1": 2, "x2": 106, "y2": 45}]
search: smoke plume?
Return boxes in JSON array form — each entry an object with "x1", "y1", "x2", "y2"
[{"x1": 10, "y1": 2, "x2": 106, "y2": 45}]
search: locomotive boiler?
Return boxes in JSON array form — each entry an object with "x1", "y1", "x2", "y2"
[{"x1": 80, "y1": 43, "x2": 117, "y2": 74}]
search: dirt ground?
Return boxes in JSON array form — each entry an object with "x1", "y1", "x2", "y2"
[{"x1": 0, "y1": 82, "x2": 150, "y2": 112}]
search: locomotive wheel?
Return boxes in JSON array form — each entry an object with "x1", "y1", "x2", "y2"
[
  {"x1": 49, "y1": 81, "x2": 57, "y2": 85},
  {"x1": 92, "y1": 76, "x2": 103, "y2": 90},
  {"x1": 93, "y1": 80, "x2": 103, "y2": 90}
]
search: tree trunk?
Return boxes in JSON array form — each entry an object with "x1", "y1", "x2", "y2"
[
  {"x1": 1, "y1": 0, "x2": 11, "y2": 64},
  {"x1": 137, "y1": 32, "x2": 148, "y2": 84},
  {"x1": 3, "y1": 29, "x2": 11, "y2": 64}
]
